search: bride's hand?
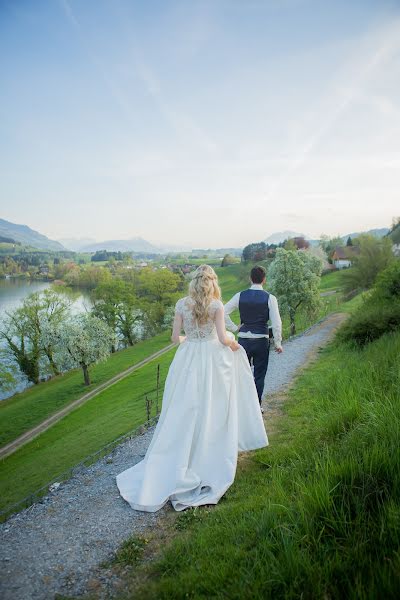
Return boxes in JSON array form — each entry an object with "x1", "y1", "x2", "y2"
[{"x1": 229, "y1": 340, "x2": 240, "y2": 352}]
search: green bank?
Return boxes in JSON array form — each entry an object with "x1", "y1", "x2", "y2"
[
  {"x1": 0, "y1": 331, "x2": 171, "y2": 448},
  {"x1": 0, "y1": 347, "x2": 177, "y2": 516}
]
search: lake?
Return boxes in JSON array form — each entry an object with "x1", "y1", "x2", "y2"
[{"x1": 0, "y1": 278, "x2": 92, "y2": 400}]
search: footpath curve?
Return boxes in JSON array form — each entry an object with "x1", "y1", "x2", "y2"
[{"x1": 0, "y1": 343, "x2": 176, "y2": 460}]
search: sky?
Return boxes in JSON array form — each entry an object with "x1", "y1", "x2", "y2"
[{"x1": 1, "y1": 0, "x2": 400, "y2": 249}]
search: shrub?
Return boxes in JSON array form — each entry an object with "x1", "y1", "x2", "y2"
[
  {"x1": 374, "y1": 259, "x2": 400, "y2": 301},
  {"x1": 339, "y1": 301, "x2": 400, "y2": 345}
]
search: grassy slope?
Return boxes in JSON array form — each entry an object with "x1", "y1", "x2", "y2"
[
  {"x1": 130, "y1": 330, "x2": 400, "y2": 599},
  {"x1": 0, "y1": 348, "x2": 177, "y2": 514},
  {"x1": 0, "y1": 331, "x2": 171, "y2": 447},
  {"x1": 319, "y1": 269, "x2": 347, "y2": 291}
]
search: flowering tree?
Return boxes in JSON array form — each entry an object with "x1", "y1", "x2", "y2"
[
  {"x1": 43, "y1": 313, "x2": 116, "y2": 386},
  {"x1": 268, "y1": 248, "x2": 323, "y2": 335},
  {"x1": 0, "y1": 289, "x2": 71, "y2": 384}
]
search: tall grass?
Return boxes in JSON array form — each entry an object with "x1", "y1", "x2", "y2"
[{"x1": 125, "y1": 331, "x2": 400, "y2": 599}]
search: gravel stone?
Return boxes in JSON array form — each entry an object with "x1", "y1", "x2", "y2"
[{"x1": 0, "y1": 314, "x2": 343, "y2": 600}]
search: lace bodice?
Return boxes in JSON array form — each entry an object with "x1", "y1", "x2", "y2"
[{"x1": 175, "y1": 297, "x2": 223, "y2": 341}]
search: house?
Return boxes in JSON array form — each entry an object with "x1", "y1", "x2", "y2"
[{"x1": 331, "y1": 246, "x2": 360, "y2": 269}]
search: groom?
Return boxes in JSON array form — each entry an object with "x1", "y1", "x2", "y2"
[{"x1": 224, "y1": 265, "x2": 283, "y2": 406}]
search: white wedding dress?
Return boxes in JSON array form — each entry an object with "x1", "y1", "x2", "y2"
[{"x1": 116, "y1": 297, "x2": 268, "y2": 512}]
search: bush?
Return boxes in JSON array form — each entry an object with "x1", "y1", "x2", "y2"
[
  {"x1": 374, "y1": 260, "x2": 400, "y2": 301},
  {"x1": 339, "y1": 260, "x2": 400, "y2": 346},
  {"x1": 339, "y1": 300, "x2": 400, "y2": 345}
]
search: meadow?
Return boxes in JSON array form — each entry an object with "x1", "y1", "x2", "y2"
[
  {"x1": 0, "y1": 331, "x2": 171, "y2": 447},
  {"x1": 0, "y1": 347, "x2": 176, "y2": 517}
]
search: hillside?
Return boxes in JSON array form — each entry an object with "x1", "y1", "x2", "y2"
[
  {"x1": 80, "y1": 236, "x2": 160, "y2": 253},
  {"x1": 0, "y1": 219, "x2": 65, "y2": 251},
  {"x1": 342, "y1": 227, "x2": 389, "y2": 241},
  {"x1": 264, "y1": 230, "x2": 307, "y2": 244}
]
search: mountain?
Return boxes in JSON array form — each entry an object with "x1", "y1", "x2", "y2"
[
  {"x1": 58, "y1": 237, "x2": 97, "y2": 252},
  {"x1": 80, "y1": 237, "x2": 161, "y2": 253},
  {"x1": 264, "y1": 231, "x2": 308, "y2": 244},
  {"x1": 341, "y1": 228, "x2": 389, "y2": 242},
  {"x1": 0, "y1": 219, "x2": 65, "y2": 251}
]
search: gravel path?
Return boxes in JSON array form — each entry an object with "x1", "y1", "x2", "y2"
[{"x1": 0, "y1": 313, "x2": 345, "y2": 600}]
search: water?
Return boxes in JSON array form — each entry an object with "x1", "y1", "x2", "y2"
[
  {"x1": 0, "y1": 279, "x2": 51, "y2": 317},
  {"x1": 0, "y1": 279, "x2": 92, "y2": 400}
]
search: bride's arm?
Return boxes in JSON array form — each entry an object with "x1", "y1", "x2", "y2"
[
  {"x1": 171, "y1": 312, "x2": 186, "y2": 344},
  {"x1": 215, "y1": 306, "x2": 240, "y2": 351}
]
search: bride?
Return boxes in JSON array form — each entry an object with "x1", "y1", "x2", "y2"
[{"x1": 116, "y1": 264, "x2": 268, "y2": 512}]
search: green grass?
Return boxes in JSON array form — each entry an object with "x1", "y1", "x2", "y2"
[
  {"x1": 0, "y1": 347, "x2": 177, "y2": 515},
  {"x1": 124, "y1": 329, "x2": 400, "y2": 599},
  {"x1": 0, "y1": 331, "x2": 171, "y2": 447},
  {"x1": 167, "y1": 257, "x2": 223, "y2": 266},
  {"x1": 319, "y1": 269, "x2": 348, "y2": 291}
]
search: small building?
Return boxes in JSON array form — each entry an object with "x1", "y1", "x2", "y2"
[{"x1": 331, "y1": 246, "x2": 360, "y2": 269}]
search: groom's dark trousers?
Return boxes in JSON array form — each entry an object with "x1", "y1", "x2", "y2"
[{"x1": 238, "y1": 337, "x2": 270, "y2": 404}]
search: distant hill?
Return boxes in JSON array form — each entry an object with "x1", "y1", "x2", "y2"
[
  {"x1": 0, "y1": 235, "x2": 20, "y2": 245},
  {"x1": 80, "y1": 237, "x2": 161, "y2": 253},
  {"x1": 0, "y1": 219, "x2": 65, "y2": 251},
  {"x1": 58, "y1": 238, "x2": 97, "y2": 252},
  {"x1": 264, "y1": 231, "x2": 308, "y2": 244},
  {"x1": 342, "y1": 228, "x2": 389, "y2": 241}
]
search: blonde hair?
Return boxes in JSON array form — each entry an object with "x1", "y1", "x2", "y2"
[{"x1": 188, "y1": 264, "x2": 221, "y2": 324}]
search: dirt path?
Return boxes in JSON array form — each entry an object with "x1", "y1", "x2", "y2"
[
  {"x1": 0, "y1": 343, "x2": 176, "y2": 460},
  {"x1": 0, "y1": 313, "x2": 346, "y2": 600}
]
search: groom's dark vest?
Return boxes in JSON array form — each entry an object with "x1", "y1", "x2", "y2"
[{"x1": 239, "y1": 289, "x2": 270, "y2": 335}]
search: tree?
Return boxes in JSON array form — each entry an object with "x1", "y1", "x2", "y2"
[
  {"x1": 388, "y1": 216, "x2": 400, "y2": 244},
  {"x1": 285, "y1": 237, "x2": 310, "y2": 250},
  {"x1": 221, "y1": 254, "x2": 237, "y2": 267},
  {"x1": 319, "y1": 234, "x2": 343, "y2": 262},
  {"x1": 346, "y1": 236, "x2": 353, "y2": 246},
  {"x1": 138, "y1": 268, "x2": 183, "y2": 331},
  {"x1": 43, "y1": 314, "x2": 115, "y2": 386},
  {"x1": 0, "y1": 361, "x2": 16, "y2": 393},
  {"x1": 0, "y1": 308, "x2": 41, "y2": 384},
  {"x1": 268, "y1": 248, "x2": 323, "y2": 335},
  {"x1": 0, "y1": 290, "x2": 72, "y2": 383},
  {"x1": 242, "y1": 242, "x2": 268, "y2": 262},
  {"x1": 92, "y1": 280, "x2": 143, "y2": 348},
  {"x1": 342, "y1": 234, "x2": 394, "y2": 293}
]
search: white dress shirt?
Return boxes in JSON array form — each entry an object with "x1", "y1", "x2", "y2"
[{"x1": 224, "y1": 284, "x2": 283, "y2": 349}]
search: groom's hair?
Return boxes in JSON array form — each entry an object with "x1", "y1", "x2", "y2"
[{"x1": 250, "y1": 265, "x2": 266, "y2": 284}]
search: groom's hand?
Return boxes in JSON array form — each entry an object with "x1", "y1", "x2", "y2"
[{"x1": 275, "y1": 346, "x2": 283, "y2": 353}]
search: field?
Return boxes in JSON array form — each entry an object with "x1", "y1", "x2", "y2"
[
  {"x1": 0, "y1": 347, "x2": 177, "y2": 516},
  {"x1": 126, "y1": 329, "x2": 400, "y2": 599},
  {"x1": 0, "y1": 331, "x2": 171, "y2": 447}
]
